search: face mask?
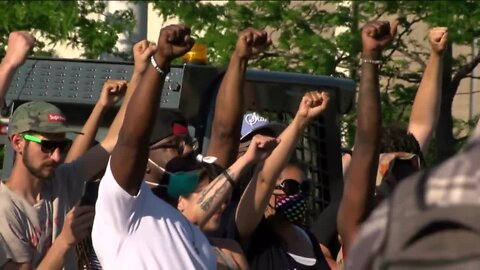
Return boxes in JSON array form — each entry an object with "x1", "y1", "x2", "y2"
[
  {"x1": 274, "y1": 192, "x2": 308, "y2": 225},
  {"x1": 147, "y1": 158, "x2": 199, "y2": 198}
]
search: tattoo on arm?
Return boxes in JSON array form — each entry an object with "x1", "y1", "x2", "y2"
[{"x1": 197, "y1": 170, "x2": 236, "y2": 212}]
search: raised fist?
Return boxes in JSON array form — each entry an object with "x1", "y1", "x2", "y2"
[
  {"x1": 3, "y1": 31, "x2": 35, "y2": 68},
  {"x1": 99, "y1": 79, "x2": 128, "y2": 108},
  {"x1": 133, "y1": 40, "x2": 157, "y2": 74},
  {"x1": 155, "y1": 24, "x2": 195, "y2": 64},
  {"x1": 429, "y1": 27, "x2": 448, "y2": 54},
  {"x1": 296, "y1": 91, "x2": 330, "y2": 123},
  {"x1": 361, "y1": 21, "x2": 399, "y2": 55},
  {"x1": 244, "y1": 134, "x2": 279, "y2": 163},
  {"x1": 235, "y1": 28, "x2": 272, "y2": 59}
]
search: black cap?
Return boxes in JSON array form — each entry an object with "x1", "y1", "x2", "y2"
[{"x1": 150, "y1": 109, "x2": 189, "y2": 144}]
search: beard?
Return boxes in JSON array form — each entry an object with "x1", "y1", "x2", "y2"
[{"x1": 22, "y1": 143, "x2": 57, "y2": 180}]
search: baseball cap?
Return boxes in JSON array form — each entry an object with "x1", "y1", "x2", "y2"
[
  {"x1": 8, "y1": 101, "x2": 80, "y2": 136},
  {"x1": 150, "y1": 109, "x2": 189, "y2": 144},
  {"x1": 240, "y1": 112, "x2": 285, "y2": 141}
]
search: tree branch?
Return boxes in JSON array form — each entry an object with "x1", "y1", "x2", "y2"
[
  {"x1": 383, "y1": 17, "x2": 423, "y2": 63},
  {"x1": 450, "y1": 54, "x2": 480, "y2": 98},
  {"x1": 464, "y1": 75, "x2": 480, "y2": 80}
]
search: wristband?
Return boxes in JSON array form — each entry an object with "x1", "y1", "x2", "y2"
[
  {"x1": 222, "y1": 170, "x2": 235, "y2": 188},
  {"x1": 150, "y1": 55, "x2": 169, "y2": 76},
  {"x1": 360, "y1": 58, "x2": 382, "y2": 65}
]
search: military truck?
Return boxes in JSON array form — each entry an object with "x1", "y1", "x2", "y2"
[{"x1": 1, "y1": 57, "x2": 355, "y2": 215}]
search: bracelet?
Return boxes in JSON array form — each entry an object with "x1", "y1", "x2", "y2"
[
  {"x1": 222, "y1": 170, "x2": 236, "y2": 188},
  {"x1": 360, "y1": 58, "x2": 382, "y2": 65},
  {"x1": 150, "y1": 55, "x2": 169, "y2": 76}
]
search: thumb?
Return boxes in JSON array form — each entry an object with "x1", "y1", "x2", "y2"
[
  {"x1": 390, "y1": 20, "x2": 400, "y2": 37},
  {"x1": 439, "y1": 32, "x2": 448, "y2": 44}
]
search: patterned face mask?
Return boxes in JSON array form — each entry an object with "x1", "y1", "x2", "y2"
[{"x1": 274, "y1": 192, "x2": 308, "y2": 225}]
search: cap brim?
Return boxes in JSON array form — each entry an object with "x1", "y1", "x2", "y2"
[{"x1": 240, "y1": 122, "x2": 286, "y2": 141}]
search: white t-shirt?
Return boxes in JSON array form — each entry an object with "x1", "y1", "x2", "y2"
[{"x1": 92, "y1": 159, "x2": 216, "y2": 270}]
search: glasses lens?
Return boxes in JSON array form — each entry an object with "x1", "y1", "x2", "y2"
[
  {"x1": 281, "y1": 179, "x2": 301, "y2": 195},
  {"x1": 301, "y1": 181, "x2": 311, "y2": 193},
  {"x1": 41, "y1": 140, "x2": 72, "y2": 153}
]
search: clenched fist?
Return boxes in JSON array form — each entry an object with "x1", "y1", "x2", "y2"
[
  {"x1": 99, "y1": 80, "x2": 128, "y2": 108},
  {"x1": 154, "y1": 24, "x2": 195, "y2": 68},
  {"x1": 133, "y1": 40, "x2": 157, "y2": 74},
  {"x1": 235, "y1": 28, "x2": 272, "y2": 60},
  {"x1": 296, "y1": 91, "x2": 330, "y2": 125},
  {"x1": 429, "y1": 27, "x2": 448, "y2": 55},
  {"x1": 361, "y1": 21, "x2": 399, "y2": 57},
  {"x1": 3, "y1": 31, "x2": 35, "y2": 68}
]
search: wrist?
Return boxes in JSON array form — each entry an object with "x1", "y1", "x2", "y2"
[
  {"x1": 430, "y1": 50, "x2": 444, "y2": 58},
  {"x1": 293, "y1": 113, "x2": 310, "y2": 129},
  {"x1": 152, "y1": 54, "x2": 171, "y2": 74},
  {"x1": 56, "y1": 234, "x2": 74, "y2": 250},
  {"x1": 0, "y1": 57, "x2": 19, "y2": 72},
  {"x1": 95, "y1": 101, "x2": 110, "y2": 112},
  {"x1": 361, "y1": 50, "x2": 382, "y2": 60},
  {"x1": 233, "y1": 50, "x2": 251, "y2": 61},
  {"x1": 238, "y1": 153, "x2": 255, "y2": 167}
]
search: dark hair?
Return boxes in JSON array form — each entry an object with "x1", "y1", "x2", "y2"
[
  {"x1": 286, "y1": 157, "x2": 309, "y2": 178},
  {"x1": 379, "y1": 125, "x2": 425, "y2": 166}
]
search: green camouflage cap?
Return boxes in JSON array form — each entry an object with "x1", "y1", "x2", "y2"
[{"x1": 8, "y1": 101, "x2": 79, "y2": 136}]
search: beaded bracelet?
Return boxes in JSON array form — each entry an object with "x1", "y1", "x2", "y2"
[{"x1": 360, "y1": 58, "x2": 382, "y2": 65}]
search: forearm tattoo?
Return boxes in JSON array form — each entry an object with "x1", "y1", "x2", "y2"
[{"x1": 197, "y1": 169, "x2": 235, "y2": 212}]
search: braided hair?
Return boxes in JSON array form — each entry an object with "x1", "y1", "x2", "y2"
[{"x1": 379, "y1": 125, "x2": 425, "y2": 166}]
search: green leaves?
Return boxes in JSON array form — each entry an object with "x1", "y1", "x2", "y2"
[
  {"x1": 150, "y1": 0, "x2": 480, "y2": 161},
  {"x1": 0, "y1": 0, "x2": 134, "y2": 59}
]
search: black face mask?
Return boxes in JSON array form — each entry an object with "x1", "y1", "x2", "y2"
[{"x1": 164, "y1": 150, "x2": 199, "y2": 173}]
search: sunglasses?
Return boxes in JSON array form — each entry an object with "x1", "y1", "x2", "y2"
[
  {"x1": 21, "y1": 134, "x2": 72, "y2": 154},
  {"x1": 150, "y1": 135, "x2": 198, "y2": 152},
  {"x1": 275, "y1": 179, "x2": 311, "y2": 196}
]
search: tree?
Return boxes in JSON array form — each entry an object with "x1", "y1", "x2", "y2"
[
  {"x1": 0, "y1": 0, "x2": 135, "y2": 59},
  {"x1": 151, "y1": 0, "x2": 480, "y2": 164}
]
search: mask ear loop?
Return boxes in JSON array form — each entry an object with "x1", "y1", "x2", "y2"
[
  {"x1": 148, "y1": 158, "x2": 172, "y2": 175},
  {"x1": 146, "y1": 158, "x2": 172, "y2": 187}
]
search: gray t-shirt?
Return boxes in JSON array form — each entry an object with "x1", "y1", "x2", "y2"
[
  {"x1": 0, "y1": 156, "x2": 87, "y2": 269},
  {"x1": 0, "y1": 234, "x2": 12, "y2": 266}
]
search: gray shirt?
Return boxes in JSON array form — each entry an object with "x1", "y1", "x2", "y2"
[{"x1": 0, "y1": 145, "x2": 108, "y2": 269}]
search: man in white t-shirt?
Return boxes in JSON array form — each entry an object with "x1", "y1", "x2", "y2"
[{"x1": 92, "y1": 24, "x2": 217, "y2": 270}]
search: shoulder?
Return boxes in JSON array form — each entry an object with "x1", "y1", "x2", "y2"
[{"x1": 0, "y1": 185, "x2": 18, "y2": 214}]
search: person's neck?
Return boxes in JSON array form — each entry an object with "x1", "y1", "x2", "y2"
[
  {"x1": 6, "y1": 162, "x2": 44, "y2": 205},
  {"x1": 268, "y1": 214, "x2": 293, "y2": 233}
]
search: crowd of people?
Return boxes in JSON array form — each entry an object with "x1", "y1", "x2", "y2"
[{"x1": 0, "y1": 18, "x2": 474, "y2": 270}]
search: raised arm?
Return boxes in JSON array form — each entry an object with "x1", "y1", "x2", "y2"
[
  {"x1": 207, "y1": 28, "x2": 271, "y2": 168},
  {"x1": 73, "y1": 40, "x2": 157, "y2": 182},
  {"x1": 408, "y1": 27, "x2": 448, "y2": 152},
  {"x1": 0, "y1": 31, "x2": 34, "y2": 111},
  {"x1": 111, "y1": 25, "x2": 193, "y2": 195},
  {"x1": 99, "y1": 40, "x2": 156, "y2": 153},
  {"x1": 193, "y1": 135, "x2": 278, "y2": 229},
  {"x1": 64, "y1": 79, "x2": 126, "y2": 163},
  {"x1": 236, "y1": 91, "x2": 330, "y2": 240},
  {"x1": 337, "y1": 21, "x2": 398, "y2": 253}
]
